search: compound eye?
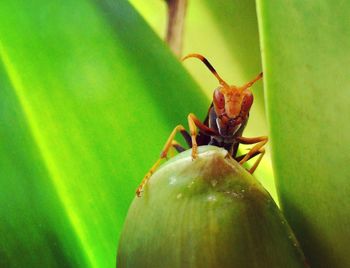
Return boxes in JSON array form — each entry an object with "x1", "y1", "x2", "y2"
[
  {"x1": 242, "y1": 93, "x2": 253, "y2": 112},
  {"x1": 213, "y1": 89, "x2": 225, "y2": 109}
]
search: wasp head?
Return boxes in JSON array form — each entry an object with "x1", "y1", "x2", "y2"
[
  {"x1": 213, "y1": 85, "x2": 254, "y2": 137},
  {"x1": 182, "y1": 53, "x2": 262, "y2": 137}
]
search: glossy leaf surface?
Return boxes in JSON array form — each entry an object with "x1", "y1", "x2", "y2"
[{"x1": 0, "y1": 1, "x2": 207, "y2": 267}]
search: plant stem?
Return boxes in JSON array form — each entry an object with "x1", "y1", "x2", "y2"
[{"x1": 165, "y1": 0, "x2": 188, "y2": 57}]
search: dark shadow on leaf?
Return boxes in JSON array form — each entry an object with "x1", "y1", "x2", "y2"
[{"x1": 281, "y1": 196, "x2": 337, "y2": 268}]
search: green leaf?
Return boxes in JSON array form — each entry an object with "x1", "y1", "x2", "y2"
[
  {"x1": 257, "y1": 1, "x2": 350, "y2": 267},
  {"x1": 0, "y1": 1, "x2": 207, "y2": 267}
]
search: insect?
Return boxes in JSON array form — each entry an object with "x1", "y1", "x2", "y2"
[{"x1": 136, "y1": 53, "x2": 267, "y2": 196}]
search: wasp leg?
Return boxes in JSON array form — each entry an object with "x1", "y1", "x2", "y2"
[
  {"x1": 236, "y1": 148, "x2": 266, "y2": 174},
  {"x1": 235, "y1": 150, "x2": 260, "y2": 162},
  {"x1": 136, "y1": 125, "x2": 187, "y2": 197},
  {"x1": 188, "y1": 113, "x2": 219, "y2": 159},
  {"x1": 179, "y1": 129, "x2": 192, "y2": 148},
  {"x1": 136, "y1": 125, "x2": 186, "y2": 197},
  {"x1": 248, "y1": 148, "x2": 265, "y2": 174},
  {"x1": 171, "y1": 140, "x2": 186, "y2": 153},
  {"x1": 236, "y1": 136, "x2": 268, "y2": 173}
]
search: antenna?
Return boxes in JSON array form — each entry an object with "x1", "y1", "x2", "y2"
[{"x1": 182, "y1": 53, "x2": 230, "y2": 88}]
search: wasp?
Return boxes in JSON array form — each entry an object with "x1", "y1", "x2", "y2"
[{"x1": 136, "y1": 54, "x2": 267, "y2": 196}]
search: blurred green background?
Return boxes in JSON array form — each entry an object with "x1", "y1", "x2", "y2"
[{"x1": 1, "y1": 0, "x2": 349, "y2": 267}]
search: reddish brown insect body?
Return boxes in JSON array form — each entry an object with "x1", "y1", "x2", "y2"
[{"x1": 136, "y1": 53, "x2": 267, "y2": 196}]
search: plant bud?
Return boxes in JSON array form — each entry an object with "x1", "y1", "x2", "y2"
[{"x1": 118, "y1": 146, "x2": 307, "y2": 268}]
